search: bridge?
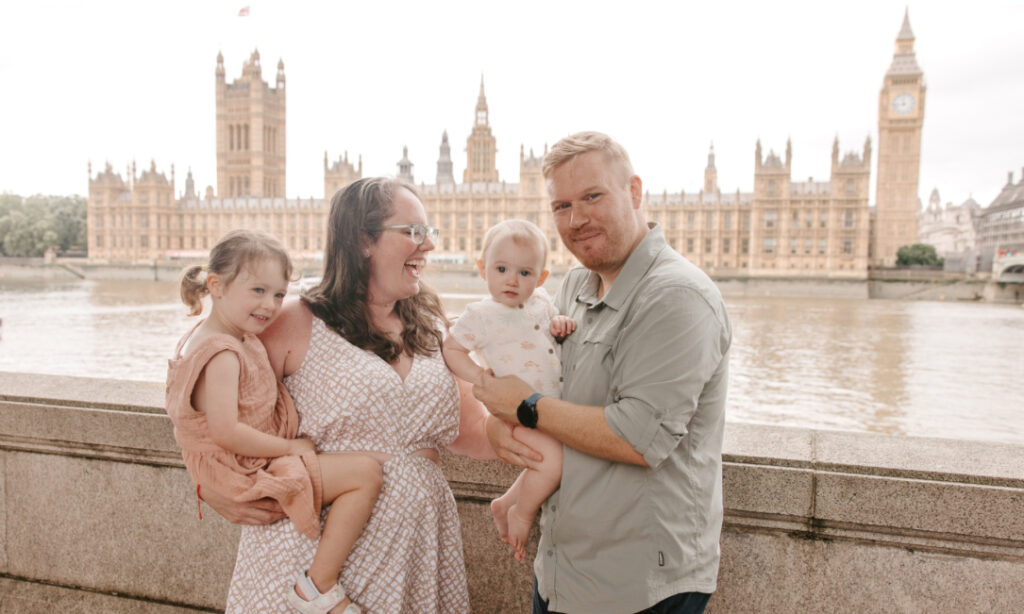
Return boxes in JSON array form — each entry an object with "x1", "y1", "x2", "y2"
[{"x1": 993, "y1": 248, "x2": 1024, "y2": 282}]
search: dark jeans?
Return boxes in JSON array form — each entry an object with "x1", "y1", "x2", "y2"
[{"x1": 532, "y1": 578, "x2": 711, "y2": 614}]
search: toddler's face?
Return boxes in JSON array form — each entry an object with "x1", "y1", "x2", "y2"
[
  {"x1": 478, "y1": 235, "x2": 548, "y2": 308},
  {"x1": 210, "y1": 258, "x2": 289, "y2": 337}
]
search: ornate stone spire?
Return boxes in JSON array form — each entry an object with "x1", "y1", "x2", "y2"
[
  {"x1": 475, "y1": 75, "x2": 489, "y2": 126},
  {"x1": 397, "y1": 146, "x2": 414, "y2": 184},
  {"x1": 888, "y1": 9, "x2": 922, "y2": 76},
  {"x1": 436, "y1": 131, "x2": 454, "y2": 185}
]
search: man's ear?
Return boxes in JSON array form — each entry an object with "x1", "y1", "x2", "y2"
[
  {"x1": 629, "y1": 175, "x2": 643, "y2": 209},
  {"x1": 476, "y1": 258, "x2": 487, "y2": 279},
  {"x1": 537, "y1": 269, "x2": 550, "y2": 286}
]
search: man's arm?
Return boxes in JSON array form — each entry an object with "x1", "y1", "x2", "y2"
[{"x1": 474, "y1": 372, "x2": 646, "y2": 466}]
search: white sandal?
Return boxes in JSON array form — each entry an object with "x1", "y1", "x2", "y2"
[{"x1": 286, "y1": 570, "x2": 362, "y2": 614}]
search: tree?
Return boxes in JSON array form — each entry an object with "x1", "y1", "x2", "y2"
[
  {"x1": 0, "y1": 194, "x2": 86, "y2": 256},
  {"x1": 896, "y1": 243, "x2": 944, "y2": 267}
]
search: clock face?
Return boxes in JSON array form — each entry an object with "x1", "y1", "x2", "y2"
[{"x1": 892, "y1": 93, "x2": 916, "y2": 115}]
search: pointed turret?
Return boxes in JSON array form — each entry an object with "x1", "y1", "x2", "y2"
[
  {"x1": 436, "y1": 131, "x2": 454, "y2": 185},
  {"x1": 704, "y1": 143, "x2": 718, "y2": 194},
  {"x1": 397, "y1": 146, "x2": 415, "y2": 184},
  {"x1": 464, "y1": 76, "x2": 499, "y2": 183},
  {"x1": 276, "y1": 58, "x2": 285, "y2": 88},
  {"x1": 216, "y1": 51, "x2": 225, "y2": 81},
  {"x1": 888, "y1": 9, "x2": 922, "y2": 76}
]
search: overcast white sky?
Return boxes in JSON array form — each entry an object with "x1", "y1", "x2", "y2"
[{"x1": 1, "y1": 0, "x2": 1022, "y2": 208}]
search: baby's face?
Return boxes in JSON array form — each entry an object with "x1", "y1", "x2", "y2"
[{"x1": 478, "y1": 235, "x2": 547, "y2": 307}]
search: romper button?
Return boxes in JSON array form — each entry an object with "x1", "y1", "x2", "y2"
[
  {"x1": 547, "y1": 550, "x2": 554, "y2": 557},
  {"x1": 559, "y1": 377, "x2": 564, "y2": 382},
  {"x1": 535, "y1": 324, "x2": 540, "y2": 330},
  {"x1": 548, "y1": 349, "x2": 554, "y2": 354}
]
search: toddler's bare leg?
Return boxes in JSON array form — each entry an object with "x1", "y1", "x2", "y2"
[{"x1": 302, "y1": 453, "x2": 382, "y2": 613}]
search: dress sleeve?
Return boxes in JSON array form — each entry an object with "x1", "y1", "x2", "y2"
[
  {"x1": 449, "y1": 301, "x2": 489, "y2": 351},
  {"x1": 603, "y1": 283, "x2": 731, "y2": 469}
]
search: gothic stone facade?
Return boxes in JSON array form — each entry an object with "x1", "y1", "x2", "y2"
[{"x1": 87, "y1": 14, "x2": 920, "y2": 278}]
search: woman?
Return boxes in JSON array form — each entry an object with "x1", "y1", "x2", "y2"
[{"x1": 201, "y1": 178, "x2": 495, "y2": 613}]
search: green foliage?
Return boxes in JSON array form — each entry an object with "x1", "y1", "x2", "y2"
[
  {"x1": 896, "y1": 243, "x2": 944, "y2": 267},
  {"x1": 0, "y1": 194, "x2": 86, "y2": 257}
]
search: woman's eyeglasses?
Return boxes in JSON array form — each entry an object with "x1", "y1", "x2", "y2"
[{"x1": 381, "y1": 223, "x2": 439, "y2": 245}]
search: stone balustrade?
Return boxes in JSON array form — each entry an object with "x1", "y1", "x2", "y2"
[{"x1": 1, "y1": 371, "x2": 1022, "y2": 612}]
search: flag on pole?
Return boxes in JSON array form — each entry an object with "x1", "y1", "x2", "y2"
[{"x1": 238, "y1": 6, "x2": 250, "y2": 16}]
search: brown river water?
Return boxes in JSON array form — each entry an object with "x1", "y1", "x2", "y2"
[{"x1": 1, "y1": 272, "x2": 1022, "y2": 445}]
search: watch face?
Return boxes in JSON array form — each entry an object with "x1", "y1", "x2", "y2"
[{"x1": 892, "y1": 93, "x2": 915, "y2": 115}]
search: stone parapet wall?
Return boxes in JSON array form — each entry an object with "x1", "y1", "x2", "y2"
[{"x1": 2, "y1": 372, "x2": 1023, "y2": 612}]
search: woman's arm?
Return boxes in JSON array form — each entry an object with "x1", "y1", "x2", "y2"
[
  {"x1": 446, "y1": 377, "x2": 500, "y2": 460},
  {"x1": 199, "y1": 482, "x2": 286, "y2": 524},
  {"x1": 197, "y1": 350, "x2": 314, "y2": 458}
]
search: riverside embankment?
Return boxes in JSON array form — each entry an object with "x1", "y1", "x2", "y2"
[{"x1": 2, "y1": 372, "x2": 1023, "y2": 612}]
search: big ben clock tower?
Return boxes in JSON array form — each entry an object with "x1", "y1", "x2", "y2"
[{"x1": 874, "y1": 9, "x2": 926, "y2": 266}]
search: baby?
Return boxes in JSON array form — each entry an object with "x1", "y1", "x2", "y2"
[{"x1": 442, "y1": 219, "x2": 575, "y2": 561}]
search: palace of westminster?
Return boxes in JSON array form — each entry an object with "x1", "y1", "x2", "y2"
[{"x1": 87, "y1": 14, "x2": 933, "y2": 276}]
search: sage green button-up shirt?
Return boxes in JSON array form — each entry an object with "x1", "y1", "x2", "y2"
[{"x1": 538, "y1": 225, "x2": 731, "y2": 613}]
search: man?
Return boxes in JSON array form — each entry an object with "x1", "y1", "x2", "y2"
[{"x1": 475, "y1": 131, "x2": 731, "y2": 614}]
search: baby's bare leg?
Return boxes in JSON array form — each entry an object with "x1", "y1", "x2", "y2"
[
  {"x1": 304, "y1": 453, "x2": 382, "y2": 612},
  {"x1": 503, "y1": 427, "x2": 562, "y2": 561},
  {"x1": 490, "y1": 471, "x2": 524, "y2": 544}
]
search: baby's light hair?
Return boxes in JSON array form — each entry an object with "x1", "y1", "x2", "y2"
[
  {"x1": 479, "y1": 219, "x2": 549, "y2": 269},
  {"x1": 178, "y1": 229, "x2": 293, "y2": 316}
]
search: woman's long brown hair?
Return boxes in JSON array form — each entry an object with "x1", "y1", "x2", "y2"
[{"x1": 302, "y1": 177, "x2": 446, "y2": 362}]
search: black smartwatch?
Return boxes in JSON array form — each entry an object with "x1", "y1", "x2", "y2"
[{"x1": 516, "y1": 393, "x2": 543, "y2": 429}]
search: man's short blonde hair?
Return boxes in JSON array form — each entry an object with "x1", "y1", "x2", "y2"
[
  {"x1": 541, "y1": 131, "x2": 635, "y2": 181},
  {"x1": 480, "y1": 219, "x2": 549, "y2": 267}
]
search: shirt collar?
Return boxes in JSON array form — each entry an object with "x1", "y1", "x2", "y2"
[{"x1": 574, "y1": 223, "x2": 666, "y2": 311}]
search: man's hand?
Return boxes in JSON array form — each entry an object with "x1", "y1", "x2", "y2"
[
  {"x1": 551, "y1": 315, "x2": 577, "y2": 341},
  {"x1": 200, "y1": 483, "x2": 286, "y2": 525},
  {"x1": 473, "y1": 371, "x2": 535, "y2": 423},
  {"x1": 484, "y1": 414, "x2": 543, "y2": 470}
]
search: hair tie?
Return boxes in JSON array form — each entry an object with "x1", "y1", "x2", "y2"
[{"x1": 200, "y1": 265, "x2": 208, "y2": 272}]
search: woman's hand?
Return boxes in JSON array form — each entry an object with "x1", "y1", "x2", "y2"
[
  {"x1": 484, "y1": 414, "x2": 543, "y2": 470},
  {"x1": 288, "y1": 437, "x2": 316, "y2": 456},
  {"x1": 199, "y1": 482, "x2": 286, "y2": 525}
]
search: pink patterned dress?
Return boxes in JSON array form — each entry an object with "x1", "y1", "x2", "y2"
[{"x1": 225, "y1": 317, "x2": 470, "y2": 613}]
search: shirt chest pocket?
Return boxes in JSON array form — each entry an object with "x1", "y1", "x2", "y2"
[{"x1": 561, "y1": 324, "x2": 618, "y2": 407}]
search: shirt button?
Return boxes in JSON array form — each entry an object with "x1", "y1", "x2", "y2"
[
  {"x1": 551, "y1": 505, "x2": 557, "y2": 512},
  {"x1": 548, "y1": 348, "x2": 554, "y2": 354},
  {"x1": 559, "y1": 377, "x2": 564, "y2": 382},
  {"x1": 547, "y1": 550, "x2": 554, "y2": 557},
  {"x1": 534, "y1": 324, "x2": 540, "y2": 330}
]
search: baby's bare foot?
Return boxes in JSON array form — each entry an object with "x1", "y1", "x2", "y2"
[
  {"x1": 507, "y1": 503, "x2": 534, "y2": 562},
  {"x1": 490, "y1": 496, "x2": 511, "y2": 544}
]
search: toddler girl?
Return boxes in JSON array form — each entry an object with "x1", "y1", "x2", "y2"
[
  {"x1": 165, "y1": 229, "x2": 380, "y2": 614},
  {"x1": 442, "y1": 219, "x2": 575, "y2": 561}
]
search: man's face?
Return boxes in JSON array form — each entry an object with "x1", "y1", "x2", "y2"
[{"x1": 546, "y1": 150, "x2": 643, "y2": 277}]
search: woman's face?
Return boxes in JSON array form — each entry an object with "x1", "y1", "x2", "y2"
[{"x1": 366, "y1": 187, "x2": 435, "y2": 306}]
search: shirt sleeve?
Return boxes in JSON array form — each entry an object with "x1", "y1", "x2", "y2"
[
  {"x1": 604, "y1": 283, "x2": 730, "y2": 469},
  {"x1": 450, "y1": 302, "x2": 489, "y2": 352}
]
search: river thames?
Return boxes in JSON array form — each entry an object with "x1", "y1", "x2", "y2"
[{"x1": 1, "y1": 272, "x2": 1022, "y2": 445}]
